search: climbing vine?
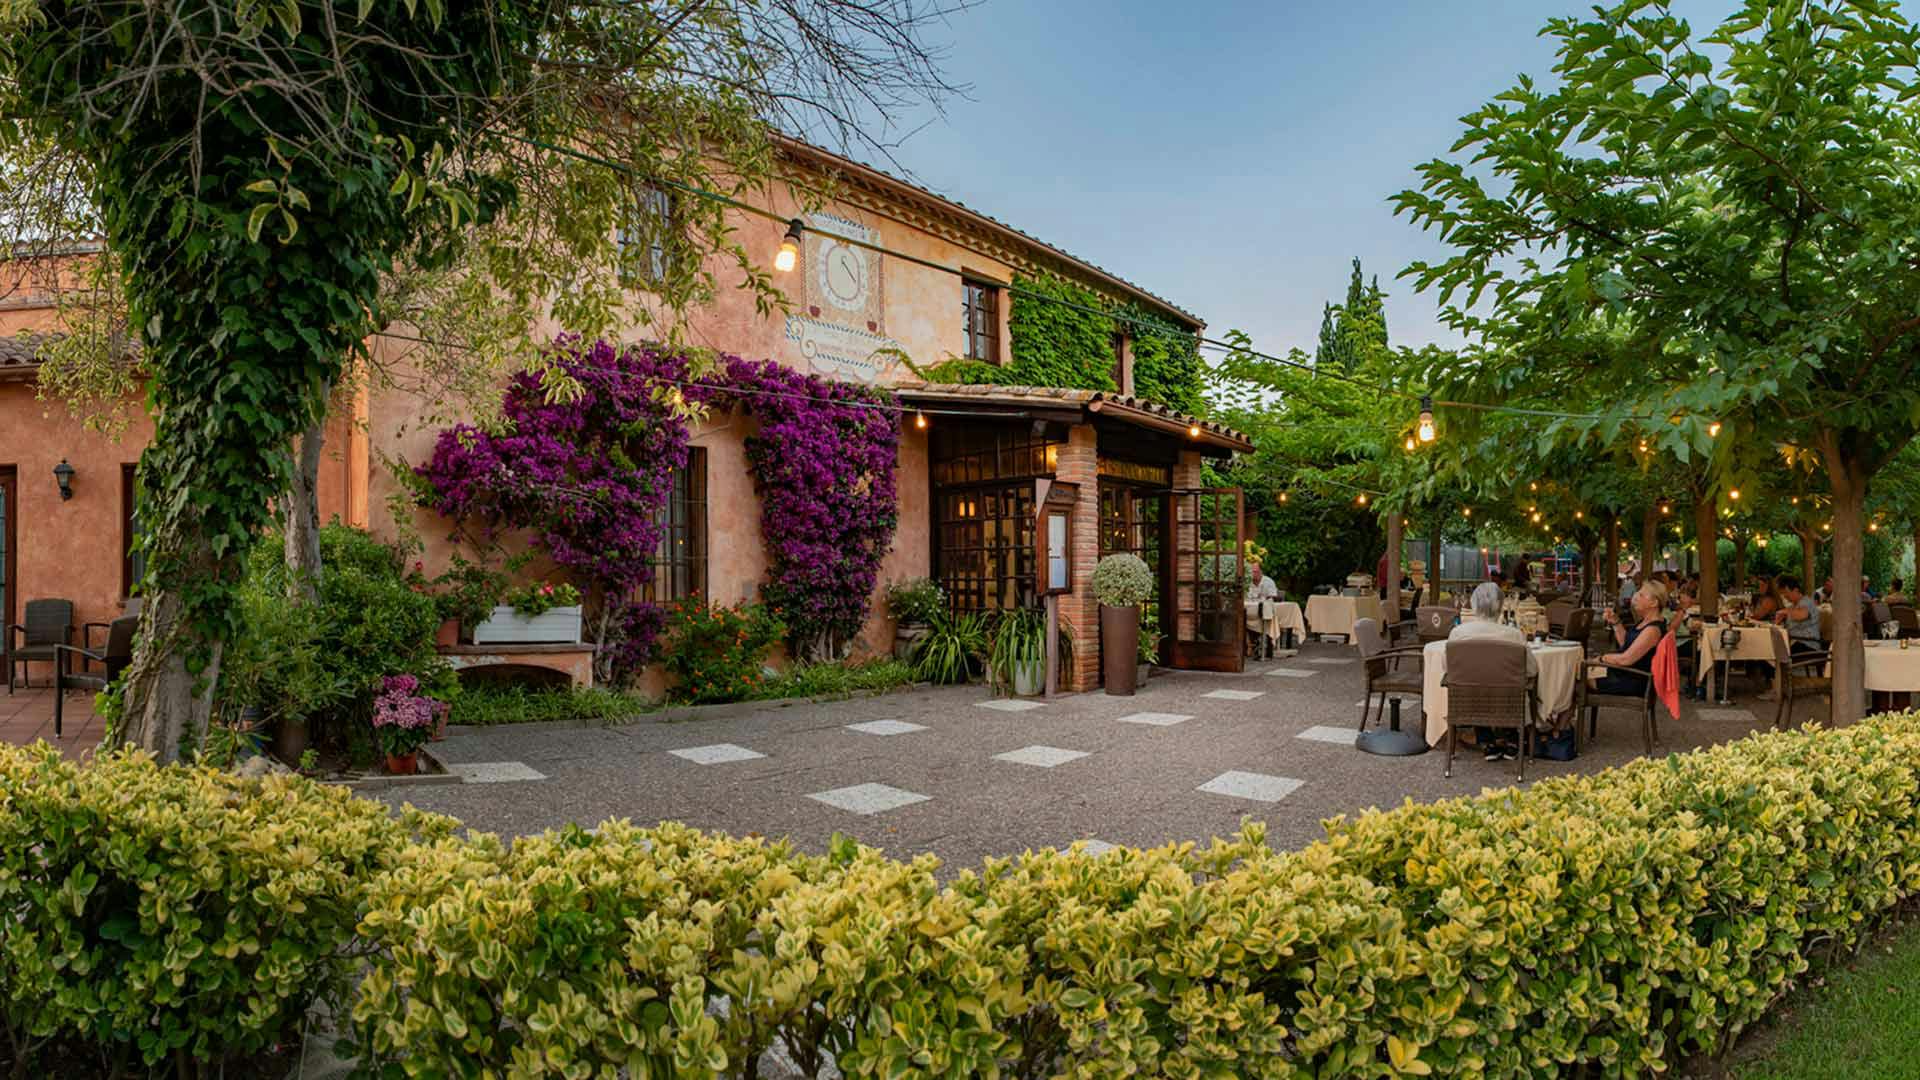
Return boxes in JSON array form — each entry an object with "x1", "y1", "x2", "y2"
[
  {"x1": 1121, "y1": 303, "x2": 1205, "y2": 415},
  {"x1": 713, "y1": 358, "x2": 901, "y2": 658}
]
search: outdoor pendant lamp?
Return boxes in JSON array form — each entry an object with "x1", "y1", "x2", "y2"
[
  {"x1": 774, "y1": 219, "x2": 803, "y2": 273},
  {"x1": 1416, "y1": 395, "x2": 1436, "y2": 442}
]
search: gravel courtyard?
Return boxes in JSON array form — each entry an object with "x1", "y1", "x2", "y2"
[{"x1": 386, "y1": 638, "x2": 1789, "y2": 867}]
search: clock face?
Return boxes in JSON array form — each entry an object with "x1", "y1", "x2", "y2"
[{"x1": 817, "y1": 240, "x2": 869, "y2": 311}]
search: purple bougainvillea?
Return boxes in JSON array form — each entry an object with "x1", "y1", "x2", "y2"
[
  {"x1": 415, "y1": 336, "x2": 711, "y2": 682},
  {"x1": 417, "y1": 338, "x2": 899, "y2": 678},
  {"x1": 707, "y1": 357, "x2": 899, "y2": 658}
]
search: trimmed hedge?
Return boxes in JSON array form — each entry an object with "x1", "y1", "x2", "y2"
[{"x1": 7, "y1": 716, "x2": 1920, "y2": 1076}]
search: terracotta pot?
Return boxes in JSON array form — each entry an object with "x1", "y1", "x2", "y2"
[
  {"x1": 435, "y1": 618, "x2": 461, "y2": 647},
  {"x1": 1101, "y1": 604, "x2": 1140, "y2": 696},
  {"x1": 384, "y1": 751, "x2": 418, "y2": 776}
]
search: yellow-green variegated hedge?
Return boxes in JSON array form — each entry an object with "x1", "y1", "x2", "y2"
[{"x1": 8, "y1": 716, "x2": 1920, "y2": 1077}]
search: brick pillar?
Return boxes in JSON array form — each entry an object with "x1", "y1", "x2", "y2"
[{"x1": 1056, "y1": 424, "x2": 1103, "y2": 691}]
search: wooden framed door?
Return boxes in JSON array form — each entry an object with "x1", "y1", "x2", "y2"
[
  {"x1": 1167, "y1": 487, "x2": 1244, "y2": 672},
  {"x1": 0, "y1": 467, "x2": 14, "y2": 634}
]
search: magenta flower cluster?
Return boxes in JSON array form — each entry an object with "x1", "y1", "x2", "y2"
[
  {"x1": 371, "y1": 674, "x2": 437, "y2": 732},
  {"x1": 708, "y1": 357, "x2": 899, "y2": 654},
  {"x1": 415, "y1": 337, "x2": 708, "y2": 680},
  {"x1": 417, "y1": 338, "x2": 899, "y2": 675}
]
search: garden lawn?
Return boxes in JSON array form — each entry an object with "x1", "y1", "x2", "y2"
[{"x1": 1721, "y1": 916, "x2": 1920, "y2": 1080}]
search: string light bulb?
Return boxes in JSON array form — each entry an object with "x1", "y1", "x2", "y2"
[
  {"x1": 1575, "y1": 510, "x2": 1583, "y2": 520},
  {"x1": 1416, "y1": 395, "x2": 1436, "y2": 443},
  {"x1": 1278, "y1": 491, "x2": 1288, "y2": 504},
  {"x1": 1356, "y1": 492, "x2": 1369, "y2": 506},
  {"x1": 1728, "y1": 488, "x2": 1740, "y2": 501},
  {"x1": 1870, "y1": 520, "x2": 1880, "y2": 532},
  {"x1": 1187, "y1": 423, "x2": 1201, "y2": 439},
  {"x1": 773, "y1": 218, "x2": 803, "y2": 273},
  {"x1": 1791, "y1": 496, "x2": 1800, "y2": 505},
  {"x1": 1758, "y1": 536, "x2": 1769, "y2": 548},
  {"x1": 1708, "y1": 420, "x2": 1722, "y2": 438},
  {"x1": 1530, "y1": 481, "x2": 1538, "y2": 491},
  {"x1": 913, "y1": 411, "x2": 927, "y2": 431},
  {"x1": 1405, "y1": 435, "x2": 1416, "y2": 451},
  {"x1": 1531, "y1": 511, "x2": 1542, "y2": 523},
  {"x1": 1462, "y1": 506, "x2": 1472, "y2": 518},
  {"x1": 1660, "y1": 503, "x2": 1671, "y2": 515}
]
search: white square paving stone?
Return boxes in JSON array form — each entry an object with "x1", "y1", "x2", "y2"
[
  {"x1": 806, "y1": 782, "x2": 930, "y2": 816},
  {"x1": 1198, "y1": 770, "x2": 1305, "y2": 803},
  {"x1": 1297, "y1": 725, "x2": 1360, "y2": 746},
  {"x1": 1117, "y1": 711, "x2": 1195, "y2": 727},
  {"x1": 1695, "y1": 708, "x2": 1755, "y2": 722},
  {"x1": 447, "y1": 761, "x2": 548, "y2": 783},
  {"x1": 1264, "y1": 668, "x2": 1320, "y2": 678},
  {"x1": 845, "y1": 719, "x2": 928, "y2": 736},
  {"x1": 1201, "y1": 689, "x2": 1266, "y2": 701},
  {"x1": 976, "y1": 698, "x2": 1044, "y2": 712},
  {"x1": 1075, "y1": 839, "x2": 1119, "y2": 857},
  {"x1": 1308, "y1": 658, "x2": 1355, "y2": 666},
  {"x1": 993, "y1": 745, "x2": 1089, "y2": 768},
  {"x1": 669, "y1": 743, "x2": 766, "y2": 765}
]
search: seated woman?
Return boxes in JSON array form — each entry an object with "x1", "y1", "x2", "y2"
[
  {"x1": 1594, "y1": 586, "x2": 1666, "y2": 696},
  {"x1": 1748, "y1": 575, "x2": 1780, "y2": 620}
]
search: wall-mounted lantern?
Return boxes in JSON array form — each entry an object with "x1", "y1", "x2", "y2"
[{"x1": 53, "y1": 459, "x2": 75, "y2": 501}]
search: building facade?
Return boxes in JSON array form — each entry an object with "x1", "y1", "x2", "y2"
[{"x1": 0, "y1": 137, "x2": 1247, "y2": 694}]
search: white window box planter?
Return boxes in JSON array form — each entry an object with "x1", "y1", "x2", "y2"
[{"x1": 469, "y1": 605, "x2": 583, "y2": 645}]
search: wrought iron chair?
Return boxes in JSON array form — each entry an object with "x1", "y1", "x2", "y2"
[
  {"x1": 1354, "y1": 617, "x2": 1424, "y2": 732},
  {"x1": 1766, "y1": 625, "x2": 1831, "y2": 731},
  {"x1": 1442, "y1": 638, "x2": 1538, "y2": 782},
  {"x1": 6, "y1": 598, "x2": 74, "y2": 693},
  {"x1": 50, "y1": 615, "x2": 139, "y2": 738},
  {"x1": 1415, "y1": 605, "x2": 1456, "y2": 646}
]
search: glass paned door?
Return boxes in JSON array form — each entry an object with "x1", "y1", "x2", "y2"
[
  {"x1": 0, "y1": 468, "x2": 13, "y2": 634},
  {"x1": 1167, "y1": 487, "x2": 1244, "y2": 672}
]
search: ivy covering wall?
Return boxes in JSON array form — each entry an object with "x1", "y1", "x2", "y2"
[{"x1": 920, "y1": 272, "x2": 1206, "y2": 414}]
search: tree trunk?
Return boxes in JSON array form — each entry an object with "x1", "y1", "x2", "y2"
[
  {"x1": 1821, "y1": 435, "x2": 1869, "y2": 724},
  {"x1": 1692, "y1": 496, "x2": 1719, "y2": 617},
  {"x1": 1384, "y1": 512, "x2": 1403, "y2": 621},
  {"x1": 114, "y1": 570, "x2": 222, "y2": 762},
  {"x1": 283, "y1": 411, "x2": 327, "y2": 601},
  {"x1": 1641, "y1": 504, "x2": 1659, "y2": 584},
  {"x1": 1430, "y1": 523, "x2": 1443, "y2": 605},
  {"x1": 1604, "y1": 516, "x2": 1621, "y2": 601}
]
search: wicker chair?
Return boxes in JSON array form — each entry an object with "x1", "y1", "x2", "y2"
[
  {"x1": 1545, "y1": 601, "x2": 1574, "y2": 638},
  {"x1": 1442, "y1": 638, "x2": 1538, "y2": 781},
  {"x1": 1766, "y1": 626, "x2": 1831, "y2": 731},
  {"x1": 1894, "y1": 603, "x2": 1920, "y2": 640},
  {"x1": 1354, "y1": 617, "x2": 1424, "y2": 732},
  {"x1": 1579, "y1": 630, "x2": 1673, "y2": 756},
  {"x1": 1560, "y1": 607, "x2": 1595, "y2": 651},
  {"x1": 84, "y1": 596, "x2": 142, "y2": 653},
  {"x1": 1415, "y1": 605, "x2": 1456, "y2": 646},
  {"x1": 6, "y1": 598, "x2": 74, "y2": 693},
  {"x1": 50, "y1": 615, "x2": 139, "y2": 738}
]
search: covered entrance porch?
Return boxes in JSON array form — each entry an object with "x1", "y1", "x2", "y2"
[{"x1": 897, "y1": 383, "x2": 1252, "y2": 692}]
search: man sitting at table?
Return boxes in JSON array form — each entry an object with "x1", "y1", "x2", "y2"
[
  {"x1": 1453, "y1": 582, "x2": 1537, "y2": 762},
  {"x1": 1887, "y1": 578, "x2": 1909, "y2": 605},
  {"x1": 1772, "y1": 574, "x2": 1824, "y2": 657},
  {"x1": 1244, "y1": 562, "x2": 1280, "y2": 658}
]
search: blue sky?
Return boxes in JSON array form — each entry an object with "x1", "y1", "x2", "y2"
[{"x1": 869, "y1": 0, "x2": 1721, "y2": 355}]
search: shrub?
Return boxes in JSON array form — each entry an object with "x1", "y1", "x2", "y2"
[
  {"x1": 662, "y1": 599, "x2": 787, "y2": 704},
  {"x1": 911, "y1": 608, "x2": 987, "y2": 685},
  {"x1": 448, "y1": 684, "x2": 656, "y2": 726},
  {"x1": 1091, "y1": 552, "x2": 1153, "y2": 607},
  {"x1": 754, "y1": 658, "x2": 916, "y2": 700},
  {"x1": 884, "y1": 576, "x2": 944, "y2": 625},
  {"x1": 0, "y1": 745, "x2": 453, "y2": 1074}
]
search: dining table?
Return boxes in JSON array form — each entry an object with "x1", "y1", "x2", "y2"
[
  {"x1": 1305, "y1": 593, "x2": 1384, "y2": 644},
  {"x1": 1245, "y1": 599, "x2": 1307, "y2": 650},
  {"x1": 1863, "y1": 639, "x2": 1920, "y2": 694},
  {"x1": 1421, "y1": 637, "x2": 1586, "y2": 747},
  {"x1": 1693, "y1": 621, "x2": 1786, "y2": 702}
]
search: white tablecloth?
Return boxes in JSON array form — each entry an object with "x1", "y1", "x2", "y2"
[
  {"x1": 1245, "y1": 600, "x2": 1306, "y2": 644},
  {"x1": 1305, "y1": 594, "x2": 1384, "y2": 642},
  {"x1": 1693, "y1": 623, "x2": 1785, "y2": 697},
  {"x1": 1423, "y1": 639, "x2": 1585, "y2": 746},
  {"x1": 1864, "y1": 641, "x2": 1920, "y2": 692}
]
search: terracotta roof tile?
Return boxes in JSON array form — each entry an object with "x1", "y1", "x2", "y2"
[{"x1": 892, "y1": 379, "x2": 1252, "y2": 452}]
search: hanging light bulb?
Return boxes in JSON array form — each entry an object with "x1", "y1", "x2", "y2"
[
  {"x1": 1462, "y1": 507, "x2": 1472, "y2": 518},
  {"x1": 914, "y1": 411, "x2": 927, "y2": 431},
  {"x1": 1528, "y1": 505, "x2": 1537, "y2": 513},
  {"x1": 1791, "y1": 496, "x2": 1800, "y2": 505},
  {"x1": 1824, "y1": 522, "x2": 1832, "y2": 532},
  {"x1": 1416, "y1": 395, "x2": 1437, "y2": 443},
  {"x1": 1660, "y1": 502, "x2": 1671, "y2": 515},
  {"x1": 1531, "y1": 511, "x2": 1542, "y2": 523},
  {"x1": 1708, "y1": 420, "x2": 1722, "y2": 438},
  {"x1": 1404, "y1": 435, "x2": 1416, "y2": 452},
  {"x1": 1728, "y1": 488, "x2": 1741, "y2": 501},
  {"x1": 1574, "y1": 510, "x2": 1583, "y2": 520},
  {"x1": 1870, "y1": 520, "x2": 1880, "y2": 532},
  {"x1": 1758, "y1": 536, "x2": 1769, "y2": 548},
  {"x1": 1356, "y1": 492, "x2": 1369, "y2": 506},
  {"x1": 1638, "y1": 439, "x2": 1649, "y2": 453},
  {"x1": 1529, "y1": 481, "x2": 1538, "y2": 491},
  {"x1": 774, "y1": 219, "x2": 804, "y2": 272},
  {"x1": 1278, "y1": 491, "x2": 1289, "y2": 504}
]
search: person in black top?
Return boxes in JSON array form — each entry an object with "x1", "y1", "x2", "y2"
[{"x1": 1594, "y1": 586, "x2": 1665, "y2": 695}]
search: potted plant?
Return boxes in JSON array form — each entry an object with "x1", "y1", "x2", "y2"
[
  {"x1": 370, "y1": 674, "x2": 440, "y2": 775},
  {"x1": 886, "y1": 577, "x2": 944, "y2": 661},
  {"x1": 432, "y1": 555, "x2": 507, "y2": 646},
  {"x1": 911, "y1": 609, "x2": 988, "y2": 685},
  {"x1": 989, "y1": 608, "x2": 1047, "y2": 696},
  {"x1": 1093, "y1": 553, "x2": 1154, "y2": 695},
  {"x1": 1137, "y1": 629, "x2": 1163, "y2": 686},
  {"x1": 470, "y1": 581, "x2": 584, "y2": 644}
]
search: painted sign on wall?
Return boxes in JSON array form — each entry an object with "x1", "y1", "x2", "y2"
[{"x1": 784, "y1": 212, "x2": 905, "y2": 384}]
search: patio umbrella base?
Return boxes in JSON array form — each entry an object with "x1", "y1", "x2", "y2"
[{"x1": 1356, "y1": 729, "x2": 1429, "y2": 756}]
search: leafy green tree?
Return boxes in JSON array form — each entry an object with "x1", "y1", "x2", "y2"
[
  {"x1": 0, "y1": 0, "x2": 958, "y2": 758},
  {"x1": 1396, "y1": 0, "x2": 1920, "y2": 720}
]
